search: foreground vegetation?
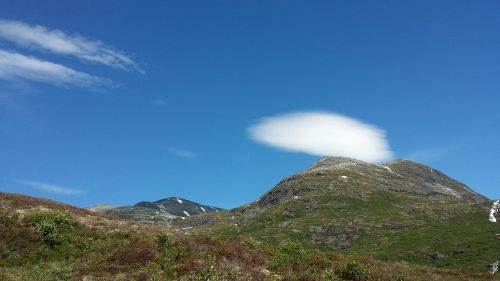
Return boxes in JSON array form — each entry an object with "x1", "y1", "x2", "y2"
[{"x1": 0, "y1": 193, "x2": 496, "y2": 280}]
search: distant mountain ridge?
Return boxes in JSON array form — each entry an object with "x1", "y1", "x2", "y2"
[
  {"x1": 87, "y1": 197, "x2": 224, "y2": 225},
  {"x1": 86, "y1": 204, "x2": 121, "y2": 213},
  {"x1": 135, "y1": 197, "x2": 224, "y2": 217}
]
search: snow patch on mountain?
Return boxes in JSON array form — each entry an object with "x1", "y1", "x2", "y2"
[
  {"x1": 489, "y1": 200, "x2": 499, "y2": 223},
  {"x1": 434, "y1": 184, "x2": 461, "y2": 198},
  {"x1": 176, "y1": 198, "x2": 183, "y2": 204},
  {"x1": 490, "y1": 260, "x2": 499, "y2": 274},
  {"x1": 376, "y1": 165, "x2": 400, "y2": 176}
]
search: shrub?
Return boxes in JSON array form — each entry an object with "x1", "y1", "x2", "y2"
[
  {"x1": 278, "y1": 239, "x2": 304, "y2": 264},
  {"x1": 26, "y1": 210, "x2": 76, "y2": 246},
  {"x1": 339, "y1": 261, "x2": 370, "y2": 281},
  {"x1": 323, "y1": 269, "x2": 343, "y2": 281},
  {"x1": 243, "y1": 236, "x2": 262, "y2": 248},
  {"x1": 392, "y1": 276, "x2": 406, "y2": 281},
  {"x1": 154, "y1": 233, "x2": 185, "y2": 271},
  {"x1": 190, "y1": 253, "x2": 238, "y2": 281},
  {"x1": 155, "y1": 233, "x2": 172, "y2": 250},
  {"x1": 193, "y1": 254, "x2": 221, "y2": 281}
]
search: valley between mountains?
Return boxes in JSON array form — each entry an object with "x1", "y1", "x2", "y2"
[{"x1": 1, "y1": 157, "x2": 499, "y2": 280}]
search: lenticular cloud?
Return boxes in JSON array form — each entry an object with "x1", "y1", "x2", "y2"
[{"x1": 248, "y1": 111, "x2": 394, "y2": 163}]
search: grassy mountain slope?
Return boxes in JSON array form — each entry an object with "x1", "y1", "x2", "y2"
[{"x1": 176, "y1": 157, "x2": 499, "y2": 273}]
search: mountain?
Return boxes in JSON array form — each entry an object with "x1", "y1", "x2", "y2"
[
  {"x1": 89, "y1": 197, "x2": 224, "y2": 225},
  {"x1": 176, "y1": 157, "x2": 499, "y2": 272},
  {"x1": 86, "y1": 204, "x2": 121, "y2": 213},
  {"x1": 256, "y1": 157, "x2": 489, "y2": 208}
]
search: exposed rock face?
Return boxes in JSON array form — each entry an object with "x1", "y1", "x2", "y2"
[
  {"x1": 310, "y1": 222, "x2": 365, "y2": 249},
  {"x1": 426, "y1": 250, "x2": 465, "y2": 260},
  {"x1": 254, "y1": 157, "x2": 489, "y2": 209}
]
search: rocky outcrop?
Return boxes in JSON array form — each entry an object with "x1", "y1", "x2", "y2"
[{"x1": 310, "y1": 222, "x2": 365, "y2": 249}]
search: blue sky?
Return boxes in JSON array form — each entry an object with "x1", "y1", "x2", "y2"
[{"x1": 0, "y1": 1, "x2": 499, "y2": 208}]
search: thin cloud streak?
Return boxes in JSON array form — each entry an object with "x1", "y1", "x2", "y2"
[
  {"x1": 17, "y1": 180, "x2": 84, "y2": 196},
  {"x1": 0, "y1": 19, "x2": 142, "y2": 72},
  {"x1": 248, "y1": 111, "x2": 394, "y2": 163},
  {"x1": 0, "y1": 49, "x2": 111, "y2": 88},
  {"x1": 151, "y1": 100, "x2": 167, "y2": 106},
  {"x1": 164, "y1": 147, "x2": 196, "y2": 159},
  {"x1": 405, "y1": 144, "x2": 462, "y2": 164}
]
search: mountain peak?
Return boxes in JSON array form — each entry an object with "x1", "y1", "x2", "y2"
[
  {"x1": 305, "y1": 156, "x2": 368, "y2": 172},
  {"x1": 257, "y1": 156, "x2": 489, "y2": 209}
]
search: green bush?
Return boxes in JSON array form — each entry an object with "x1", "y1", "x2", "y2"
[
  {"x1": 154, "y1": 233, "x2": 185, "y2": 271},
  {"x1": 323, "y1": 269, "x2": 343, "y2": 281},
  {"x1": 339, "y1": 261, "x2": 370, "y2": 281},
  {"x1": 279, "y1": 239, "x2": 304, "y2": 263},
  {"x1": 155, "y1": 233, "x2": 172, "y2": 250},
  {"x1": 26, "y1": 210, "x2": 76, "y2": 246},
  {"x1": 243, "y1": 236, "x2": 262, "y2": 248}
]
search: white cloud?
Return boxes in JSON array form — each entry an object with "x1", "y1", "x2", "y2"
[
  {"x1": 0, "y1": 49, "x2": 111, "y2": 87},
  {"x1": 17, "y1": 180, "x2": 84, "y2": 195},
  {"x1": 0, "y1": 19, "x2": 142, "y2": 72},
  {"x1": 164, "y1": 147, "x2": 196, "y2": 159},
  {"x1": 248, "y1": 111, "x2": 393, "y2": 163}
]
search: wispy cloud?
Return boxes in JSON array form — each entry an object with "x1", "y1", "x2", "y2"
[
  {"x1": 0, "y1": 19, "x2": 142, "y2": 72},
  {"x1": 248, "y1": 111, "x2": 393, "y2": 163},
  {"x1": 151, "y1": 100, "x2": 167, "y2": 106},
  {"x1": 0, "y1": 49, "x2": 111, "y2": 88},
  {"x1": 17, "y1": 180, "x2": 84, "y2": 196},
  {"x1": 405, "y1": 144, "x2": 462, "y2": 164},
  {"x1": 164, "y1": 147, "x2": 196, "y2": 159}
]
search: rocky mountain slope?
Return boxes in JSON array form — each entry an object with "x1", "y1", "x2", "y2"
[
  {"x1": 88, "y1": 197, "x2": 224, "y2": 225},
  {"x1": 176, "y1": 157, "x2": 499, "y2": 272},
  {"x1": 256, "y1": 157, "x2": 488, "y2": 208}
]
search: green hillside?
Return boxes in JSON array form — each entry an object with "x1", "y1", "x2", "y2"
[{"x1": 176, "y1": 158, "x2": 499, "y2": 273}]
